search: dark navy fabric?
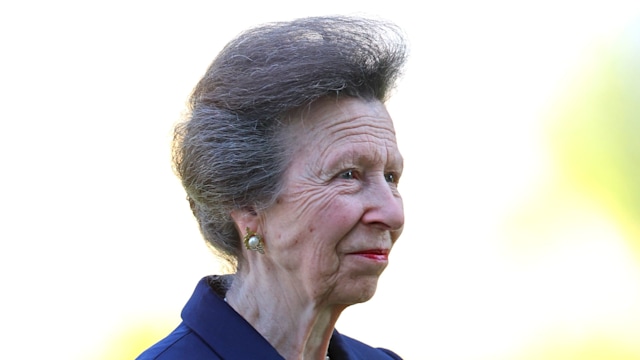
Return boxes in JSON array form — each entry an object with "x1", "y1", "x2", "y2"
[{"x1": 136, "y1": 276, "x2": 402, "y2": 360}]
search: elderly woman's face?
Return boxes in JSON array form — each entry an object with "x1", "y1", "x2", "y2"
[{"x1": 260, "y1": 97, "x2": 404, "y2": 305}]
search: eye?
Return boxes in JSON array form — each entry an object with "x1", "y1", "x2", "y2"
[
  {"x1": 339, "y1": 169, "x2": 358, "y2": 180},
  {"x1": 384, "y1": 172, "x2": 399, "y2": 184}
]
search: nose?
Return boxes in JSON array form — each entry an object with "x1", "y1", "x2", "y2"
[{"x1": 361, "y1": 176, "x2": 405, "y2": 233}]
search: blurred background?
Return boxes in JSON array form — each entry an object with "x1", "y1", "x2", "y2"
[{"x1": 1, "y1": 1, "x2": 639, "y2": 359}]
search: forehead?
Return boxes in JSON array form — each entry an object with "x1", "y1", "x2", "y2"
[{"x1": 288, "y1": 97, "x2": 396, "y2": 144}]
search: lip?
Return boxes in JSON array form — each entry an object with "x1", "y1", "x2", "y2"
[{"x1": 348, "y1": 249, "x2": 390, "y2": 261}]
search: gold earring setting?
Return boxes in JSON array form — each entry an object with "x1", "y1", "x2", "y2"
[{"x1": 243, "y1": 227, "x2": 264, "y2": 254}]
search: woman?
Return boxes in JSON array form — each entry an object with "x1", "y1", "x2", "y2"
[{"x1": 137, "y1": 15, "x2": 407, "y2": 360}]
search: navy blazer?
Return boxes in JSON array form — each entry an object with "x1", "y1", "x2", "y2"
[{"x1": 136, "y1": 276, "x2": 402, "y2": 359}]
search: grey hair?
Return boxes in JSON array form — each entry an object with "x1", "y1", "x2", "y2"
[{"x1": 172, "y1": 15, "x2": 407, "y2": 268}]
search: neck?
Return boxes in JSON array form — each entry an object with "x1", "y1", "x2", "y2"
[{"x1": 225, "y1": 272, "x2": 346, "y2": 360}]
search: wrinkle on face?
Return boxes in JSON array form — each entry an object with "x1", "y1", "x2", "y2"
[{"x1": 257, "y1": 96, "x2": 404, "y2": 305}]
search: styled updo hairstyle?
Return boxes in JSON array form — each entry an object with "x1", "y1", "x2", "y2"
[{"x1": 172, "y1": 16, "x2": 407, "y2": 268}]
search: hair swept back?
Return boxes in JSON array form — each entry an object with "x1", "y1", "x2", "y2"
[{"x1": 172, "y1": 15, "x2": 407, "y2": 268}]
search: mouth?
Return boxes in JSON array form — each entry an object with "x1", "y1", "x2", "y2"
[{"x1": 349, "y1": 249, "x2": 389, "y2": 261}]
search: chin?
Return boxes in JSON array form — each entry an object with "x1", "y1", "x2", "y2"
[{"x1": 334, "y1": 278, "x2": 380, "y2": 305}]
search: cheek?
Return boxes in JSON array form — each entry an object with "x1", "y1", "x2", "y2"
[
  {"x1": 297, "y1": 195, "x2": 357, "y2": 253},
  {"x1": 274, "y1": 179, "x2": 362, "y2": 253},
  {"x1": 313, "y1": 197, "x2": 361, "y2": 247}
]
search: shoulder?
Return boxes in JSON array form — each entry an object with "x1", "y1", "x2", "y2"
[
  {"x1": 331, "y1": 331, "x2": 403, "y2": 360},
  {"x1": 136, "y1": 276, "x2": 283, "y2": 360},
  {"x1": 135, "y1": 323, "x2": 221, "y2": 360}
]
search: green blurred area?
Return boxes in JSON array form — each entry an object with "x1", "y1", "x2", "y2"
[{"x1": 549, "y1": 23, "x2": 640, "y2": 258}]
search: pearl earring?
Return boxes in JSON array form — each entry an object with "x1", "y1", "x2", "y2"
[{"x1": 243, "y1": 227, "x2": 265, "y2": 254}]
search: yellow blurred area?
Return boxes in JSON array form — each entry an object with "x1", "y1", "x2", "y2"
[
  {"x1": 548, "y1": 38, "x2": 640, "y2": 258},
  {"x1": 98, "y1": 320, "x2": 175, "y2": 360},
  {"x1": 500, "y1": 18, "x2": 640, "y2": 360},
  {"x1": 518, "y1": 336, "x2": 640, "y2": 360}
]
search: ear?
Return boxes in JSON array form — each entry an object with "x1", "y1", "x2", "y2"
[{"x1": 230, "y1": 207, "x2": 260, "y2": 237}]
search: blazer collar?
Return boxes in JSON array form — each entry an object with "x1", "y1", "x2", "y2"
[{"x1": 181, "y1": 276, "x2": 285, "y2": 360}]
